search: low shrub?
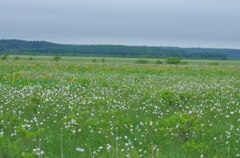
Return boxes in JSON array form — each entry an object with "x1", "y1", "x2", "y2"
[
  {"x1": 1, "y1": 54, "x2": 9, "y2": 61},
  {"x1": 135, "y1": 59, "x2": 149, "y2": 64},
  {"x1": 14, "y1": 56, "x2": 20, "y2": 60},
  {"x1": 53, "y1": 56, "x2": 62, "y2": 62},
  {"x1": 166, "y1": 57, "x2": 181, "y2": 65},
  {"x1": 180, "y1": 61, "x2": 188, "y2": 65},
  {"x1": 208, "y1": 62, "x2": 218, "y2": 66},
  {"x1": 156, "y1": 59, "x2": 163, "y2": 64}
]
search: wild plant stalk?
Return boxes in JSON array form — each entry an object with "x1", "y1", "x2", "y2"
[
  {"x1": 116, "y1": 139, "x2": 119, "y2": 158},
  {"x1": 156, "y1": 145, "x2": 158, "y2": 158},
  {"x1": 151, "y1": 144, "x2": 154, "y2": 158},
  {"x1": 38, "y1": 137, "x2": 41, "y2": 158},
  {"x1": 60, "y1": 133, "x2": 64, "y2": 158},
  {"x1": 89, "y1": 146, "x2": 93, "y2": 158},
  {"x1": 226, "y1": 119, "x2": 232, "y2": 158}
]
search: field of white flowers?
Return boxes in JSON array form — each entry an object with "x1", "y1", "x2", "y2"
[{"x1": 0, "y1": 60, "x2": 240, "y2": 157}]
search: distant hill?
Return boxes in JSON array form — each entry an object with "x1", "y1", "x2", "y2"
[{"x1": 1, "y1": 39, "x2": 240, "y2": 59}]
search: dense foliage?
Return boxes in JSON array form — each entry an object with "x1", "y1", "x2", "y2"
[{"x1": 1, "y1": 39, "x2": 240, "y2": 59}]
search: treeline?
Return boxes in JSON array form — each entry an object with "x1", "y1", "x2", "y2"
[{"x1": 1, "y1": 39, "x2": 240, "y2": 59}]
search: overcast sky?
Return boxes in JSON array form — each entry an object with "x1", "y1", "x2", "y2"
[{"x1": 1, "y1": 0, "x2": 240, "y2": 49}]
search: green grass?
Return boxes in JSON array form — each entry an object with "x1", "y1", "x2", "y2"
[
  {"x1": 0, "y1": 57, "x2": 240, "y2": 157},
  {"x1": 6, "y1": 55, "x2": 240, "y2": 66}
]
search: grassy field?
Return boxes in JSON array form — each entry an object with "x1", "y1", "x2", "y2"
[
  {"x1": 7, "y1": 54, "x2": 240, "y2": 66},
  {"x1": 0, "y1": 56, "x2": 240, "y2": 157}
]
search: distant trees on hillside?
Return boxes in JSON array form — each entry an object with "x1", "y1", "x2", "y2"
[{"x1": 1, "y1": 39, "x2": 239, "y2": 59}]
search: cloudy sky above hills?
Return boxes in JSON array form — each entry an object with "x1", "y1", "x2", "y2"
[{"x1": 1, "y1": 0, "x2": 240, "y2": 49}]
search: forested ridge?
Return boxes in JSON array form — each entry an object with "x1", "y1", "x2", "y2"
[{"x1": 1, "y1": 39, "x2": 240, "y2": 59}]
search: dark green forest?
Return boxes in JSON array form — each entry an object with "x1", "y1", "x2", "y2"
[{"x1": 1, "y1": 39, "x2": 240, "y2": 59}]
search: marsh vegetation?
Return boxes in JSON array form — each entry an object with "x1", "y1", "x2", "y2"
[{"x1": 0, "y1": 57, "x2": 240, "y2": 157}]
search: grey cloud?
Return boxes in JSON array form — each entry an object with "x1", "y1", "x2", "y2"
[{"x1": 1, "y1": 0, "x2": 240, "y2": 48}]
